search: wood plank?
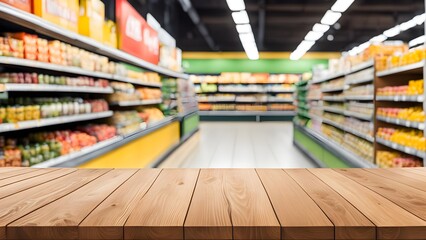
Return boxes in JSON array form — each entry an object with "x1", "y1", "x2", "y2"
[
  {"x1": 184, "y1": 169, "x2": 232, "y2": 240},
  {"x1": 310, "y1": 168, "x2": 426, "y2": 240},
  {"x1": 0, "y1": 168, "x2": 40, "y2": 180},
  {"x1": 0, "y1": 168, "x2": 77, "y2": 199},
  {"x1": 124, "y1": 169, "x2": 199, "y2": 240},
  {"x1": 0, "y1": 167, "x2": 25, "y2": 174},
  {"x1": 0, "y1": 169, "x2": 109, "y2": 240},
  {"x1": 0, "y1": 168, "x2": 57, "y2": 188},
  {"x1": 364, "y1": 168, "x2": 426, "y2": 192},
  {"x1": 224, "y1": 169, "x2": 280, "y2": 240},
  {"x1": 257, "y1": 169, "x2": 333, "y2": 240},
  {"x1": 8, "y1": 169, "x2": 135, "y2": 240},
  {"x1": 286, "y1": 169, "x2": 375, "y2": 240},
  {"x1": 402, "y1": 168, "x2": 426, "y2": 177},
  {"x1": 79, "y1": 169, "x2": 161, "y2": 240},
  {"x1": 336, "y1": 169, "x2": 426, "y2": 221}
]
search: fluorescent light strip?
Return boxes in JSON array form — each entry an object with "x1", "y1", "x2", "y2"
[
  {"x1": 232, "y1": 11, "x2": 249, "y2": 24},
  {"x1": 348, "y1": 12, "x2": 426, "y2": 56},
  {"x1": 236, "y1": 24, "x2": 252, "y2": 33},
  {"x1": 290, "y1": 0, "x2": 355, "y2": 60},
  {"x1": 226, "y1": 0, "x2": 245, "y2": 11},
  {"x1": 321, "y1": 10, "x2": 342, "y2": 25},
  {"x1": 331, "y1": 0, "x2": 355, "y2": 13}
]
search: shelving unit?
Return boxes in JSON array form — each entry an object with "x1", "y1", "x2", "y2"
[
  {"x1": 0, "y1": 3, "x2": 197, "y2": 169},
  {"x1": 374, "y1": 60, "x2": 425, "y2": 166}
]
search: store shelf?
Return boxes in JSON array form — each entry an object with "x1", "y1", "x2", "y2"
[
  {"x1": 267, "y1": 99, "x2": 294, "y2": 103},
  {"x1": 344, "y1": 127, "x2": 374, "y2": 142},
  {"x1": 0, "y1": 84, "x2": 114, "y2": 94},
  {"x1": 376, "y1": 61, "x2": 425, "y2": 77},
  {"x1": 31, "y1": 136, "x2": 124, "y2": 168},
  {"x1": 346, "y1": 76, "x2": 374, "y2": 85},
  {"x1": 312, "y1": 72, "x2": 345, "y2": 84},
  {"x1": 343, "y1": 111, "x2": 373, "y2": 121},
  {"x1": 112, "y1": 76, "x2": 162, "y2": 88},
  {"x1": 322, "y1": 119, "x2": 345, "y2": 130},
  {"x1": 322, "y1": 96, "x2": 345, "y2": 102},
  {"x1": 267, "y1": 90, "x2": 295, "y2": 93},
  {"x1": 32, "y1": 116, "x2": 178, "y2": 167},
  {"x1": 0, "y1": 56, "x2": 113, "y2": 79},
  {"x1": 294, "y1": 123, "x2": 376, "y2": 168},
  {"x1": 322, "y1": 106, "x2": 344, "y2": 114},
  {"x1": 0, "y1": 111, "x2": 113, "y2": 133},
  {"x1": 376, "y1": 95, "x2": 424, "y2": 102},
  {"x1": 0, "y1": 3, "x2": 188, "y2": 79},
  {"x1": 376, "y1": 137, "x2": 426, "y2": 158},
  {"x1": 321, "y1": 86, "x2": 345, "y2": 93},
  {"x1": 197, "y1": 99, "x2": 235, "y2": 103},
  {"x1": 347, "y1": 60, "x2": 374, "y2": 75},
  {"x1": 235, "y1": 99, "x2": 268, "y2": 103},
  {"x1": 110, "y1": 99, "x2": 162, "y2": 107},
  {"x1": 297, "y1": 111, "x2": 311, "y2": 119},
  {"x1": 307, "y1": 97, "x2": 322, "y2": 101},
  {"x1": 199, "y1": 111, "x2": 296, "y2": 116},
  {"x1": 345, "y1": 95, "x2": 374, "y2": 101},
  {"x1": 376, "y1": 116, "x2": 425, "y2": 130}
]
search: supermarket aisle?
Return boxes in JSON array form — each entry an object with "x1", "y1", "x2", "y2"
[{"x1": 160, "y1": 122, "x2": 317, "y2": 168}]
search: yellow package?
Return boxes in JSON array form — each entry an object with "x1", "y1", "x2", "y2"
[
  {"x1": 79, "y1": 0, "x2": 105, "y2": 42},
  {"x1": 103, "y1": 20, "x2": 117, "y2": 48},
  {"x1": 33, "y1": 0, "x2": 79, "y2": 32}
]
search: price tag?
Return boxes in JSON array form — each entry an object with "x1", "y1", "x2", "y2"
[
  {"x1": 392, "y1": 143, "x2": 397, "y2": 149},
  {"x1": 401, "y1": 96, "x2": 407, "y2": 101},
  {"x1": 419, "y1": 123, "x2": 425, "y2": 130},
  {"x1": 405, "y1": 121, "x2": 411, "y2": 127},
  {"x1": 404, "y1": 147, "x2": 412, "y2": 154},
  {"x1": 396, "y1": 119, "x2": 400, "y2": 124},
  {"x1": 395, "y1": 96, "x2": 400, "y2": 101}
]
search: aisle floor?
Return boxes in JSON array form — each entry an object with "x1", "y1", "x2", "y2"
[{"x1": 160, "y1": 122, "x2": 317, "y2": 168}]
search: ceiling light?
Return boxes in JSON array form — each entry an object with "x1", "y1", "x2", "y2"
[
  {"x1": 296, "y1": 40, "x2": 315, "y2": 52},
  {"x1": 226, "y1": 0, "x2": 245, "y2": 11},
  {"x1": 370, "y1": 34, "x2": 387, "y2": 43},
  {"x1": 414, "y1": 13, "x2": 426, "y2": 25},
  {"x1": 359, "y1": 42, "x2": 371, "y2": 50},
  {"x1": 331, "y1": 0, "x2": 355, "y2": 13},
  {"x1": 321, "y1": 10, "x2": 342, "y2": 25},
  {"x1": 241, "y1": 41, "x2": 259, "y2": 60},
  {"x1": 290, "y1": 50, "x2": 306, "y2": 61},
  {"x1": 239, "y1": 32, "x2": 255, "y2": 43},
  {"x1": 236, "y1": 24, "x2": 252, "y2": 33},
  {"x1": 384, "y1": 26, "x2": 401, "y2": 38},
  {"x1": 313, "y1": 23, "x2": 330, "y2": 33},
  {"x1": 333, "y1": 22, "x2": 341, "y2": 30},
  {"x1": 400, "y1": 19, "x2": 417, "y2": 31},
  {"x1": 232, "y1": 11, "x2": 249, "y2": 24},
  {"x1": 305, "y1": 31, "x2": 323, "y2": 41},
  {"x1": 409, "y1": 35, "x2": 425, "y2": 47},
  {"x1": 327, "y1": 35, "x2": 334, "y2": 41}
]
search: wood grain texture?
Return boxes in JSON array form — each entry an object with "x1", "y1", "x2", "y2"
[
  {"x1": 310, "y1": 168, "x2": 426, "y2": 240},
  {"x1": 257, "y1": 169, "x2": 333, "y2": 240},
  {"x1": 0, "y1": 167, "x2": 27, "y2": 174},
  {"x1": 0, "y1": 169, "x2": 109, "y2": 240},
  {"x1": 8, "y1": 169, "x2": 135, "y2": 240},
  {"x1": 365, "y1": 168, "x2": 426, "y2": 192},
  {"x1": 336, "y1": 169, "x2": 426, "y2": 221},
  {"x1": 124, "y1": 169, "x2": 199, "y2": 240},
  {"x1": 79, "y1": 169, "x2": 161, "y2": 240},
  {"x1": 0, "y1": 168, "x2": 77, "y2": 200},
  {"x1": 184, "y1": 169, "x2": 232, "y2": 240},
  {"x1": 0, "y1": 168, "x2": 57, "y2": 188},
  {"x1": 286, "y1": 169, "x2": 375, "y2": 240},
  {"x1": 0, "y1": 168, "x2": 40, "y2": 180},
  {"x1": 224, "y1": 169, "x2": 280, "y2": 240}
]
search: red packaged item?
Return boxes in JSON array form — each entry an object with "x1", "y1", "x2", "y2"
[{"x1": 0, "y1": 0, "x2": 32, "y2": 12}]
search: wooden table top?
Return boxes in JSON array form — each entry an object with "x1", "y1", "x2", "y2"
[{"x1": 1, "y1": 168, "x2": 426, "y2": 240}]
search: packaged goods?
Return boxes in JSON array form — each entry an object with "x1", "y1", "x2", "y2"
[
  {"x1": 377, "y1": 127, "x2": 426, "y2": 151},
  {"x1": 33, "y1": 0, "x2": 79, "y2": 32},
  {"x1": 377, "y1": 79, "x2": 424, "y2": 96},
  {"x1": 103, "y1": 20, "x2": 118, "y2": 48},
  {"x1": 376, "y1": 151, "x2": 422, "y2": 168},
  {"x1": 79, "y1": 0, "x2": 105, "y2": 42},
  {"x1": 377, "y1": 107, "x2": 425, "y2": 122},
  {"x1": 0, "y1": 0, "x2": 32, "y2": 12}
]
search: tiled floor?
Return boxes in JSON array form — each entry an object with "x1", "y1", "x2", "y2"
[{"x1": 159, "y1": 122, "x2": 317, "y2": 168}]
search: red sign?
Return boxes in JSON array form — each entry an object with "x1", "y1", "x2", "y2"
[{"x1": 116, "y1": 0, "x2": 159, "y2": 65}]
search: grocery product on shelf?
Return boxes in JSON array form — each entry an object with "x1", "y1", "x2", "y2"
[
  {"x1": 115, "y1": 64, "x2": 162, "y2": 84},
  {"x1": 0, "y1": 98, "x2": 109, "y2": 123},
  {"x1": 377, "y1": 127, "x2": 426, "y2": 152},
  {"x1": 307, "y1": 84, "x2": 322, "y2": 100},
  {"x1": 191, "y1": 73, "x2": 300, "y2": 84},
  {"x1": 110, "y1": 111, "x2": 143, "y2": 135},
  {"x1": 137, "y1": 107, "x2": 165, "y2": 123},
  {"x1": 321, "y1": 124, "x2": 344, "y2": 144},
  {"x1": 377, "y1": 45, "x2": 425, "y2": 71},
  {"x1": 198, "y1": 94, "x2": 236, "y2": 102},
  {"x1": 377, "y1": 107, "x2": 425, "y2": 122},
  {"x1": 320, "y1": 77, "x2": 345, "y2": 90},
  {"x1": 344, "y1": 117, "x2": 374, "y2": 138},
  {"x1": 268, "y1": 104, "x2": 295, "y2": 111},
  {"x1": 219, "y1": 85, "x2": 265, "y2": 93},
  {"x1": 236, "y1": 94, "x2": 267, "y2": 102},
  {"x1": 377, "y1": 79, "x2": 424, "y2": 96},
  {"x1": 0, "y1": 72, "x2": 110, "y2": 87},
  {"x1": 211, "y1": 104, "x2": 235, "y2": 111},
  {"x1": 0, "y1": 123, "x2": 117, "y2": 167},
  {"x1": 78, "y1": 0, "x2": 105, "y2": 42},
  {"x1": 342, "y1": 133, "x2": 374, "y2": 162},
  {"x1": 376, "y1": 151, "x2": 422, "y2": 168},
  {"x1": 109, "y1": 83, "x2": 162, "y2": 102},
  {"x1": 323, "y1": 112, "x2": 345, "y2": 125},
  {"x1": 236, "y1": 104, "x2": 268, "y2": 112},
  {"x1": 344, "y1": 84, "x2": 374, "y2": 97},
  {"x1": 33, "y1": 0, "x2": 79, "y2": 32},
  {"x1": 346, "y1": 101, "x2": 374, "y2": 117},
  {"x1": 268, "y1": 93, "x2": 293, "y2": 101}
]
